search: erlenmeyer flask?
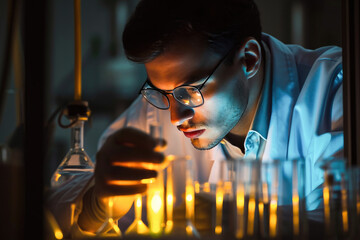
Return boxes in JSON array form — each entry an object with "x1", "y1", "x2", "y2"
[
  {"x1": 125, "y1": 194, "x2": 149, "y2": 235},
  {"x1": 96, "y1": 197, "x2": 122, "y2": 237},
  {"x1": 51, "y1": 120, "x2": 94, "y2": 187}
]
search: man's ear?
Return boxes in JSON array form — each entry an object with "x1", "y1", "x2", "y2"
[{"x1": 235, "y1": 38, "x2": 262, "y2": 79}]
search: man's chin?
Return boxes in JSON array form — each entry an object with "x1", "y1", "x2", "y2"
[{"x1": 190, "y1": 138, "x2": 221, "y2": 150}]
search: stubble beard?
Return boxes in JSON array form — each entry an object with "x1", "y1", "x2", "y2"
[{"x1": 190, "y1": 137, "x2": 223, "y2": 150}]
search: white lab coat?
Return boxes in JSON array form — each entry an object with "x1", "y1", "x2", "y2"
[{"x1": 46, "y1": 33, "x2": 343, "y2": 237}]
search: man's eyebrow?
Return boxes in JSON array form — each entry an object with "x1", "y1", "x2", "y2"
[
  {"x1": 183, "y1": 72, "x2": 209, "y2": 85},
  {"x1": 146, "y1": 70, "x2": 209, "y2": 90}
]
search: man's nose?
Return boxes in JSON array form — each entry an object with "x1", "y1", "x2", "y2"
[{"x1": 168, "y1": 96, "x2": 195, "y2": 126}]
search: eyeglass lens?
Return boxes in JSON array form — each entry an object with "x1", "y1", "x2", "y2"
[
  {"x1": 142, "y1": 89, "x2": 170, "y2": 109},
  {"x1": 173, "y1": 87, "x2": 203, "y2": 107},
  {"x1": 142, "y1": 86, "x2": 204, "y2": 109}
]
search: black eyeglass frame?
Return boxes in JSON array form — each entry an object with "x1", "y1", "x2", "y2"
[{"x1": 139, "y1": 50, "x2": 231, "y2": 110}]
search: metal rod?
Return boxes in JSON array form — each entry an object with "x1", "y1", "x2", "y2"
[{"x1": 74, "y1": 0, "x2": 82, "y2": 101}]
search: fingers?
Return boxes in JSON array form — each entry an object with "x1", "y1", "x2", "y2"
[
  {"x1": 94, "y1": 127, "x2": 167, "y2": 198},
  {"x1": 108, "y1": 127, "x2": 162, "y2": 151},
  {"x1": 95, "y1": 182, "x2": 148, "y2": 198},
  {"x1": 105, "y1": 166, "x2": 158, "y2": 181},
  {"x1": 108, "y1": 147, "x2": 164, "y2": 164}
]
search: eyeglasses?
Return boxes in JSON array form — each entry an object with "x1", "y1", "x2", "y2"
[{"x1": 139, "y1": 52, "x2": 229, "y2": 110}]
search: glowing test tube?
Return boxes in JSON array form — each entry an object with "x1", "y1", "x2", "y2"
[
  {"x1": 147, "y1": 170, "x2": 165, "y2": 236},
  {"x1": 292, "y1": 161, "x2": 300, "y2": 236},
  {"x1": 323, "y1": 172, "x2": 331, "y2": 233},
  {"x1": 147, "y1": 119, "x2": 165, "y2": 236},
  {"x1": 341, "y1": 174, "x2": 349, "y2": 233},
  {"x1": 269, "y1": 163, "x2": 278, "y2": 238},
  {"x1": 258, "y1": 200, "x2": 264, "y2": 236},
  {"x1": 247, "y1": 161, "x2": 259, "y2": 237},
  {"x1": 185, "y1": 160, "x2": 196, "y2": 236},
  {"x1": 236, "y1": 182, "x2": 245, "y2": 238},
  {"x1": 269, "y1": 197, "x2": 278, "y2": 238},
  {"x1": 215, "y1": 181, "x2": 224, "y2": 235},
  {"x1": 165, "y1": 164, "x2": 174, "y2": 234},
  {"x1": 247, "y1": 185, "x2": 256, "y2": 236},
  {"x1": 259, "y1": 182, "x2": 268, "y2": 237}
]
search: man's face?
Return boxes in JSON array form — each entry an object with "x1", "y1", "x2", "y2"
[{"x1": 145, "y1": 37, "x2": 249, "y2": 150}]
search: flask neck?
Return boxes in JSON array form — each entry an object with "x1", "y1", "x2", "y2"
[{"x1": 71, "y1": 121, "x2": 84, "y2": 149}]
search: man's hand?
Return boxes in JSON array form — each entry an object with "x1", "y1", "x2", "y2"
[
  {"x1": 78, "y1": 127, "x2": 165, "y2": 232},
  {"x1": 94, "y1": 127, "x2": 165, "y2": 197}
]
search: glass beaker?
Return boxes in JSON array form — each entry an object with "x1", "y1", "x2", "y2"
[
  {"x1": 320, "y1": 158, "x2": 359, "y2": 239},
  {"x1": 51, "y1": 120, "x2": 94, "y2": 187},
  {"x1": 235, "y1": 159, "x2": 261, "y2": 239},
  {"x1": 161, "y1": 155, "x2": 201, "y2": 238}
]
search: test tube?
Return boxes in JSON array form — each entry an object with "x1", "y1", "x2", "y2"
[
  {"x1": 269, "y1": 161, "x2": 279, "y2": 238},
  {"x1": 147, "y1": 120, "x2": 165, "y2": 237},
  {"x1": 292, "y1": 161, "x2": 300, "y2": 236},
  {"x1": 215, "y1": 180, "x2": 224, "y2": 235},
  {"x1": 165, "y1": 164, "x2": 174, "y2": 234}
]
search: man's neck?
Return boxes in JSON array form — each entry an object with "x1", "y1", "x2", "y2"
[{"x1": 225, "y1": 57, "x2": 265, "y2": 150}]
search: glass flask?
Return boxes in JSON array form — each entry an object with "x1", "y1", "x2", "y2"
[
  {"x1": 96, "y1": 197, "x2": 122, "y2": 237},
  {"x1": 125, "y1": 194, "x2": 149, "y2": 235},
  {"x1": 51, "y1": 120, "x2": 94, "y2": 187}
]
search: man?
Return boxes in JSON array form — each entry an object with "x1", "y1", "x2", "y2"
[{"x1": 48, "y1": 0, "x2": 343, "y2": 236}]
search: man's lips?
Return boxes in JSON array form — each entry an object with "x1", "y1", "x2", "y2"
[{"x1": 181, "y1": 129, "x2": 205, "y2": 139}]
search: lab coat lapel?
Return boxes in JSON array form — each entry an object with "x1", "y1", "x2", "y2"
[{"x1": 261, "y1": 34, "x2": 300, "y2": 160}]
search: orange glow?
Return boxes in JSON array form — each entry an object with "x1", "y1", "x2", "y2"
[
  {"x1": 269, "y1": 199, "x2": 278, "y2": 238},
  {"x1": 215, "y1": 183, "x2": 224, "y2": 235},
  {"x1": 236, "y1": 184, "x2": 245, "y2": 238},
  {"x1": 323, "y1": 186, "x2": 331, "y2": 231},
  {"x1": 215, "y1": 226, "x2": 222, "y2": 235},
  {"x1": 341, "y1": 187, "x2": 349, "y2": 232},
  {"x1": 54, "y1": 230, "x2": 63, "y2": 239},
  {"x1": 292, "y1": 195, "x2": 299, "y2": 235},
  {"x1": 185, "y1": 184, "x2": 195, "y2": 221},
  {"x1": 55, "y1": 173, "x2": 61, "y2": 182},
  {"x1": 195, "y1": 181, "x2": 200, "y2": 193},
  {"x1": 247, "y1": 197, "x2": 256, "y2": 236},
  {"x1": 151, "y1": 193, "x2": 162, "y2": 213},
  {"x1": 342, "y1": 210, "x2": 349, "y2": 232},
  {"x1": 186, "y1": 225, "x2": 194, "y2": 235},
  {"x1": 165, "y1": 164, "x2": 174, "y2": 234},
  {"x1": 258, "y1": 202, "x2": 264, "y2": 221},
  {"x1": 262, "y1": 182, "x2": 269, "y2": 203},
  {"x1": 203, "y1": 182, "x2": 210, "y2": 192}
]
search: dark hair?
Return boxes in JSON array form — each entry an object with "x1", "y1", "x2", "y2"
[{"x1": 123, "y1": 0, "x2": 262, "y2": 63}]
